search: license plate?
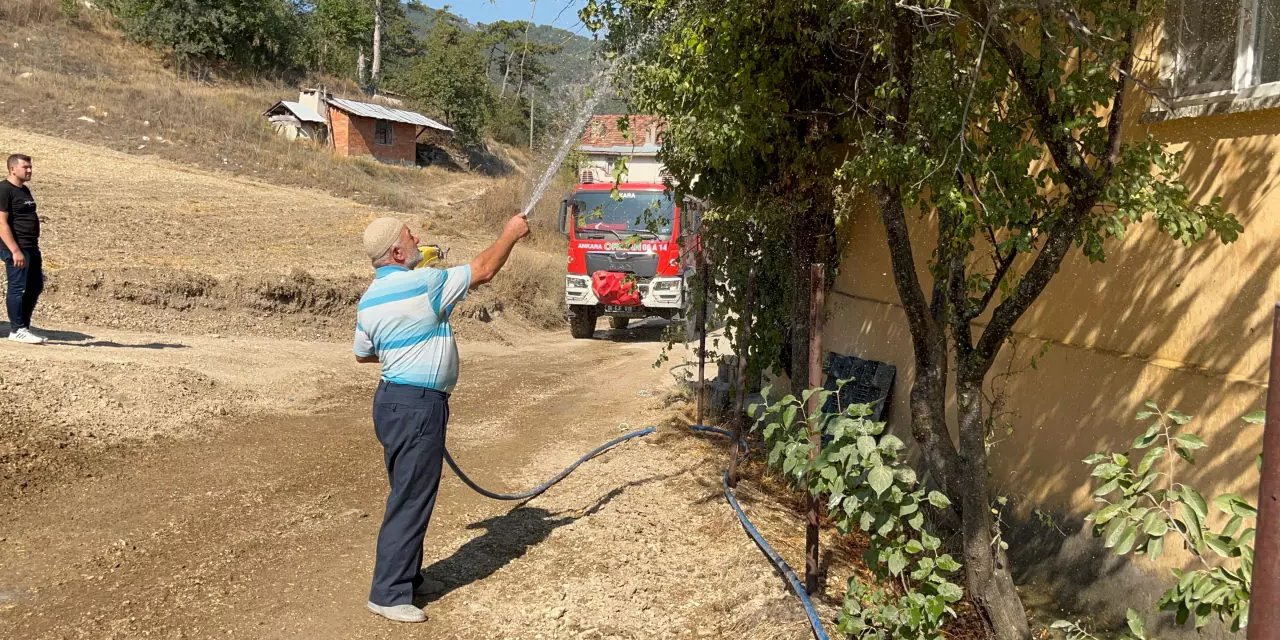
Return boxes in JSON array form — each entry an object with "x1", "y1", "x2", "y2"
[{"x1": 604, "y1": 305, "x2": 637, "y2": 314}]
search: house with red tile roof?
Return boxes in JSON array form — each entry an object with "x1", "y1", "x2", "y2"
[{"x1": 576, "y1": 115, "x2": 667, "y2": 184}]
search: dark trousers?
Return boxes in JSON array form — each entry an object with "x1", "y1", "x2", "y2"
[
  {"x1": 369, "y1": 380, "x2": 449, "y2": 606},
  {"x1": 0, "y1": 245, "x2": 43, "y2": 331}
]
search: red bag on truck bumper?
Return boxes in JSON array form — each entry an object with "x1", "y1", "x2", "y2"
[{"x1": 592, "y1": 271, "x2": 642, "y2": 306}]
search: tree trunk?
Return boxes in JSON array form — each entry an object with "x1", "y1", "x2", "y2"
[
  {"x1": 500, "y1": 50, "x2": 514, "y2": 98},
  {"x1": 357, "y1": 46, "x2": 367, "y2": 87},
  {"x1": 514, "y1": 2, "x2": 537, "y2": 102},
  {"x1": 874, "y1": 189, "x2": 960, "y2": 495},
  {"x1": 955, "y1": 371, "x2": 1030, "y2": 640},
  {"x1": 371, "y1": 0, "x2": 383, "y2": 88}
]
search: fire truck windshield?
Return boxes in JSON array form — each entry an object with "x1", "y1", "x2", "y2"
[{"x1": 572, "y1": 191, "x2": 675, "y2": 240}]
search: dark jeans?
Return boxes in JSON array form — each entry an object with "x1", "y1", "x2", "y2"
[
  {"x1": 0, "y1": 245, "x2": 43, "y2": 331},
  {"x1": 369, "y1": 380, "x2": 450, "y2": 606}
]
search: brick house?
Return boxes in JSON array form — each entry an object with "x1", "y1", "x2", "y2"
[{"x1": 274, "y1": 88, "x2": 453, "y2": 165}]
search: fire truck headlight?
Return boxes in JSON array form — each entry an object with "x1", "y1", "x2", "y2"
[
  {"x1": 652, "y1": 279, "x2": 679, "y2": 291},
  {"x1": 566, "y1": 276, "x2": 590, "y2": 290}
]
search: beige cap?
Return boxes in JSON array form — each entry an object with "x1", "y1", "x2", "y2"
[{"x1": 363, "y1": 217, "x2": 406, "y2": 262}]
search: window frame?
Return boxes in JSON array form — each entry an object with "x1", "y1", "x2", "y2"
[
  {"x1": 1165, "y1": 0, "x2": 1280, "y2": 102},
  {"x1": 374, "y1": 120, "x2": 394, "y2": 146}
]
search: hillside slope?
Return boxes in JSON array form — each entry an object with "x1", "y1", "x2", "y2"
[{"x1": 0, "y1": 18, "x2": 514, "y2": 212}]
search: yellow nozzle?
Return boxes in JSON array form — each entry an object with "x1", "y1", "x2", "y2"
[{"x1": 415, "y1": 245, "x2": 447, "y2": 268}]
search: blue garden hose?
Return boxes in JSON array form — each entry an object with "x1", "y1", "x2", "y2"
[
  {"x1": 722, "y1": 471, "x2": 831, "y2": 640},
  {"x1": 443, "y1": 422, "x2": 827, "y2": 640}
]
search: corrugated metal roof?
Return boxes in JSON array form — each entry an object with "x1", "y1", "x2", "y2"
[
  {"x1": 282, "y1": 100, "x2": 325, "y2": 124},
  {"x1": 326, "y1": 97, "x2": 453, "y2": 132},
  {"x1": 283, "y1": 100, "x2": 326, "y2": 124},
  {"x1": 263, "y1": 100, "x2": 326, "y2": 124}
]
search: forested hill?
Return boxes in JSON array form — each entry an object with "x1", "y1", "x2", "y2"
[{"x1": 408, "y1": 8, "x2": 625, "y2": 116}]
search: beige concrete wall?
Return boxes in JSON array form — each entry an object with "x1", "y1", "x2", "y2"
[
  {"x1": 578, "y1": 154, "x2": 664, "y2": 184},
  {"x1": 827, "y1": 107, "x2": 1277, "y2": 520}
]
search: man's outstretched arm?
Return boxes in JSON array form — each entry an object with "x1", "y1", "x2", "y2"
[{"x1": 469, "y1": 213, "x2": 531, "y2": 289}]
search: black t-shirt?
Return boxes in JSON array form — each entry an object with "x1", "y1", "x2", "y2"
[{"x1": 0, "y1": 181, "x2": 38, "y2": 248}]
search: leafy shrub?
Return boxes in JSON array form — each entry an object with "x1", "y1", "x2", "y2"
[
  {"x1": 752, "y1": 383, "x2": 962, "y2": 639},
  {"x1": 1054, "y1": 402, "x2": 1262, "y2": 637}
]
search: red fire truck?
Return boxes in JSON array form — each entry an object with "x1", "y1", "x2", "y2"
[{"x1": 557, "y1": 182, "x2": 704, "y2": 339}]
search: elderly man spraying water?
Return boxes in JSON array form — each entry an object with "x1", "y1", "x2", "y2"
[{"x1": 355, "y1": 213, "x2": 529, "y2": 623}]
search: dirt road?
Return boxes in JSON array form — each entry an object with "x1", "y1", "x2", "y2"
[{"x1": 0, "y1": 322, "x2": 823, "y2": 640}]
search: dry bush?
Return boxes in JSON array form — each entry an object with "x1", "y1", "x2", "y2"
[
  {"x1": 477, "y1": 249, "x2": 566, "y2": 329},
  {"x1": 455, "y1": 174, "x2": 569, "y2": 329},
  {"x1": 467, "y1": 174, "x2": 571, "y2": 254},
  {"x1": 0, "y1": 0, "x2": 61, "y2": 26}
]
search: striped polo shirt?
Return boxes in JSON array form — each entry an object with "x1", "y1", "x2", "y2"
[{"x1": 353, "y1": 264, "x2": 472, "y2": 392}]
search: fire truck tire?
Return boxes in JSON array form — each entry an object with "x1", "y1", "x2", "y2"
[
  {"x1": 569, "y1": 306, "x2": 596, "y2": 339},
  {"x1": 609, "y1": 317, "x2": 630, "y2": 330}
]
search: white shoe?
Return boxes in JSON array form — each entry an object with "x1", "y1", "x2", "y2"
[
  {"x1": 8, "y1": 328, "x2": 45, "y2": 344},
  {"x1": 366, "y1": 601, "x2": 427, "y2": 623}
]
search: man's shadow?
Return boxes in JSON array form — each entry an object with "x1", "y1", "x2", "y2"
[{"x1": 417, "y1": 470, "x2": 688, "y2": 605}]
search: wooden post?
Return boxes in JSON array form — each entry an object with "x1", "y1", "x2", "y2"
[
  {"x1": 1249, "y1": 303, "x2": 1280, "y2": 639},
  {"x1": 727, "y1": 267, "x2": 757, "y2": 487},
  {"x1": 696, "y1": 254, "x2": 709, "y2": 427},
  {"x1": 805, "y1": 264, "x2": 825, "y2": 595}
]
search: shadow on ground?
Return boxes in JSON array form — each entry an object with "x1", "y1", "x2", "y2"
[
  {"x1": 595, "y1": 318, "x2": 677, "y2": 344},
  {"x1": 418, "y1": 470, "x2": 688, "y2": 606},
  {"x1": 1006, "y1": 507, "x2": 1244, "y2": 639},
  {"x1": 0, "y1": 323, "x2": 188, "y2": 349}
]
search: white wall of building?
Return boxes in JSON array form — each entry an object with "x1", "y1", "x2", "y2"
[{"x1": 578, "y1": 154, "x2": 664, "y2": 184}]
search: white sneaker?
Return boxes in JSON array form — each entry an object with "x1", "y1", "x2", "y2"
[
  {"x1": 8, "y1": 328, "x2": 45, "y2": 344},
  {"x1": 366, "y1": 601, "x2": 427, "y2": 623}
]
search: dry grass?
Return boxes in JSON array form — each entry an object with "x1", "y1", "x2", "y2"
[
  {"x1": 466, "y1": 173, "x2": 573, "y2": 254},
  {"x1": 448, "y1": 175, "x2": 569, "y2": 330},
  {"x1": 0, "y1": 19, "x2": 470, "y2": 215},
  {"x1": 0, "y1": 0, "x2": 61, "y2": 26}
]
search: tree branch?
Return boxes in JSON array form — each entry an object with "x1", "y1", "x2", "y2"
[
  {"x1": 962, "y1": 0, "x2": 1098, "y2": 191},
  {"x1": 1101, "y1": 0, "x2": 1140, "y2": 180}
]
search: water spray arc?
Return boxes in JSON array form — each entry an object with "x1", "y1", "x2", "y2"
[{"x1": 520, "y1": 25, "x2": 661, "y2": 218}]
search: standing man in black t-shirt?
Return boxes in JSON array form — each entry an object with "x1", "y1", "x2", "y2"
[{"x1": 0, "y1": 153, "x2": 46, "y2": 344}]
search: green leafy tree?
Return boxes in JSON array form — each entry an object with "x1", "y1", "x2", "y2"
[
  {"x1": 400, "y1": 11, "x2": 494, "y2": 145},
  {"x1": 479, "y1": 19, "x2": 564, "y2": 148},
  {"x1": 584, "y1": 1, "x2": 1242, "y2": 638},
  {"x1": 297, "y1": 0, "x2": 373, "y2": 77},
  {"x1": 106, "y1": 0, "x2": 301, "y2": 73},
  {"x1": 298, "y1": 0, "x2": 420, "y2": 86}
]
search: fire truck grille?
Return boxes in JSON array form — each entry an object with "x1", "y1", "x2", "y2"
[{"x1": 586, "y1": 252, "x2": 659, "y2": 278}]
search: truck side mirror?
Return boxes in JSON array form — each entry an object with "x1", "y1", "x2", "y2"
[{"x1": 558, "y1": 199, "x2": 571, "y2": 237}]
